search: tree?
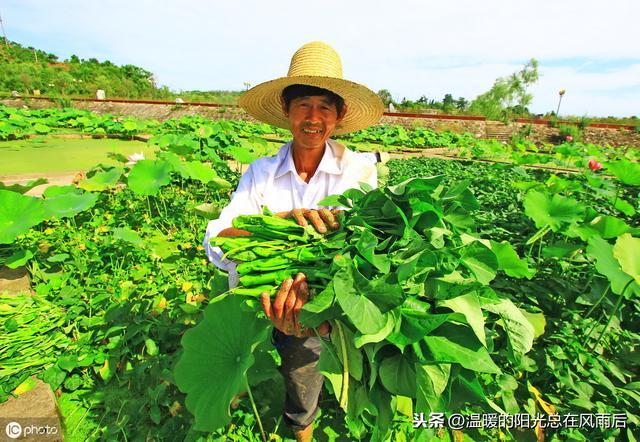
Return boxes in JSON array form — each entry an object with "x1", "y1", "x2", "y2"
[
  {"x1": 455, "y1": 97, "x2": 468, "y2": 111},
  {"x1": 442, "y1": 93, "x2": 455, "y2": 112},
  {"x1": 469, "y1": 59, "x2": 539, "y2": 121},
  {"x1": 377, "y1": 89, "x2": 393, "y2": 106}
]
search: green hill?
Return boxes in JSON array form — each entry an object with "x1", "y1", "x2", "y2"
[{"x1": 0, "y1": 38, "x2": 171, "y2": 99}]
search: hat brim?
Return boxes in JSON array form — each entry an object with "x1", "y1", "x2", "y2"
[{"x1": 238, "y1": 76, "x2": 384, "y2": 135}]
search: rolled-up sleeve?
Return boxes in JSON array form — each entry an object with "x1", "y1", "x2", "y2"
[{"x1": 203, "y1": 165, "x2": 262, "y2": 271}]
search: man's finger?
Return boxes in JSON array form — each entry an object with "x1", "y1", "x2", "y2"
[
  {"x1": 291, "y1": 208, "x2": 308, "y2": 227},
  {"x1": 318, "y1": 208, "x2": 339, "y2": 230},
  {"x1": 260, "y1": 292, "x2": 273, "y2": 320},
  {"x1": 273, "y1": 278, "x2": 293, "y2": 322},
  {"x1": 292, "y1": 279, "x2": 309, "y2": 336},
  {"x1": 306, "y1": 209, "x2": 327, "y2": 234}
]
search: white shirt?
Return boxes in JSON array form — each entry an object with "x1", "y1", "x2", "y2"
[{"x1": 203, "y1": 139, "x2": 377, "y2": 279}]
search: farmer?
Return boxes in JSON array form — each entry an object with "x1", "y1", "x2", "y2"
[{"x1": 203, "y1": 41, "x2": 383, "y2": 441}]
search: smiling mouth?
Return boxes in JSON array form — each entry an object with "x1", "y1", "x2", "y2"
[{"x1": 302, "y1": 128, "x2": 323, "y2": 134}]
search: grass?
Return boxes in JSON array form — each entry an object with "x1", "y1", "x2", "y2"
[{"x1": 0, "y1": 137, "x2": 157, "y2": 175}]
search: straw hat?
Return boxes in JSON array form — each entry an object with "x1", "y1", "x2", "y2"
[{"x1": 238, "y1": 41, "x2": 384, "y2": 135}]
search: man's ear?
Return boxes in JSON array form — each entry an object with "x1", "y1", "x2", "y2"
[
  {"x1": 337, "y1": 103, "x2": 347, "y2": 122},
  {"x1": 280, "y1": 96, "x2": 288, "y2": 116}
]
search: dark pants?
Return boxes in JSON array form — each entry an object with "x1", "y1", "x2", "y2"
[{"x1": 272, "y1": 329, "x2": 324, "y2": 432}]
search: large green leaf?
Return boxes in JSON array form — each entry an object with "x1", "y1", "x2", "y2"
[
  {"x1": 438, "y1": 293, "x2": 486, "y2": 347},
  {"x1": 0, "y1": 190, "x2": 47, "y2": 244},
  {"x1": 174, "y1": 160, "x2": 217, "y2": 183},
  {"x1": 523, "y1": 190, "x2": 585, "y2": 231},
  {"x1": 416, "y1": 364, "x2": 450, "y2": 415},
  {"x1": 127, "y1": 160, "x2": 172, "y2": 195},
  {"x1": 333, "y1": 258, "x2": 387, "y2": 335},
  {"x1": 43, "y1": 186, "x2": 98, "y2": 218},
  {"x1": 480, "y1": 298, "x2": 535, "y2": 355},
  {"x1": 460, "y1": 242, "x2": 498, "y2": 284},
  {"x1": 78, "y1": 168, "x2": 123, "y2": 191},
  {"x1": 587, "y1": 235, "x2": 638, "y2": 295},
  {"x1": 422, "y1": 323, "x2": 500, "y2": 374},
  {"x1": 606, "y1": 160, "x2": 640, "y2": 186},
  {"x1": 379, "y1": 353, "x2": 417, "y2": 397},
  {"x1": 490, "y1": 240, "x2": 535, "y2": 279},
  {"x1": 613, "y1": 233, "x2": 640, "y2": 285},
  {"x1": 174, "y1": 295, "x2": 270, "y2": 432}
]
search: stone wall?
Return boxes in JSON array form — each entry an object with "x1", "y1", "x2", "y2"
[{"x1": 3, "y1": 98, "x2": 638, "y2": 148}]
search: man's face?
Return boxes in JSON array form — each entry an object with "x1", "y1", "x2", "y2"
[{"x1": 282, "y1": 95, "x2": 345, "y2": 151}]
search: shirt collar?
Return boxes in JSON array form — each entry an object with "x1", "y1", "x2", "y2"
[{"x1": 274, "y1": 140, "x2": 346, "y2": 179}]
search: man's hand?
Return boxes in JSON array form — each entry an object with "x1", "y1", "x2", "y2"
[
  {"x1": 260, "y1": 272, "x2": 330, "y2": 337},
  {"x1": 276, "y1": 208, "x2": 340, "y2": 234}
]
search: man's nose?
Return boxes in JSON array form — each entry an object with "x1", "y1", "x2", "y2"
[{"x1": 305, "y1": 105, "x2": 323, "y2": 122}]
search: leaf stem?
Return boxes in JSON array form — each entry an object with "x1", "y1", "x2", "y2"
[
  {"x1": 334, "y1": 320, "x2": 349, "y2": 410},
  {"x1": 244, "y1": 378, "x2": 266, "y2": 442},
  {"x1": 588, "y1": 279, "x2": 633, "y2": 352}
]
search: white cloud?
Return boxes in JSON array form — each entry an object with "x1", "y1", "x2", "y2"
[{"x1": 4, "y1": 0, "x2": 640, "y2": 116}]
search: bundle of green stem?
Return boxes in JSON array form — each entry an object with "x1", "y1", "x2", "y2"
[
  {"x1": 0, "y1": 292, "x2": 71, "y2": 392},
  {"x1": 209, "y1": 213, "x2": 345, "y2": 296}
]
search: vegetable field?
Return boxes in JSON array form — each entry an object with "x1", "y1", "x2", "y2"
[{"x1": 0, "y1": 104, "x2": 638, "y2": 441}]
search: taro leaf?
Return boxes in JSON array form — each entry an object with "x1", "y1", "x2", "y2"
[
  {"x1": 113, "y1": 227, "x2": 144, "y2": 248},
  {"x1": 422, "y1": 323, "x2": 501, "y2": 374},
  {"x1": 606, "y1": 160, "x2": 640, "y2": 186},
  {"x1": 460, "y1": 242, "x2": 498, "y2": 284},
  {"x1": 438, "y1": 292, "x2": 486, "y2": 347},
  {"x1": 416, "y1": 363, "x2": 450, "y2": 414},
  {"x1": 43, "y1": 186, "x2": 98, "y2": 219},
  {"x1": 192, "y1": 203, "x2": 222, "y2": 220},
  {"x1": 0, "y1": 190, "x2": 47, "y2": 244},
  {"x1": 353, "y1": 269, "x2": 404, "y2": 313},
  {"x1": 78, "y1": 167, "x2": 123, "y2": 191},
  {"x1": 387, "y1": 312, "x2": 462, "y2": 349},
  {"x1": 613, "y1": 233, "x2": 640, "y2": 285},
  {"x1": 0, "y1": 178, "x2": 48, "y2": 194},
  {"x1": 388, "y1": 176, "x2": 443, "y2": 197},
  {"x1": 379, "y1": 353, "x2": 417, "y2": 397},
  {"x1": 355, "y1": 230, "x2": 391, "y2": 273},
  {"x1": 300, "y1": 282, "x2": 341, "y2": 328},
  {"x1": 174, "y1": 295, "x2": 270, "y2": 432},
  {"x1": 5, "y1": 249, "x2": 34, "y2": 269},
  {"x1": 481, "y1": 298, "x2": 535, "y2": 354},
  {"x1": 127, "y1": 160, "x2": 172, "y2": 196},
  {"x1": 523, "y1": 190, "x2": 585, "y2": 231},
  {"x1": 333, "y1": 257, "x2": 387, "y2": 335},
  {"x1": 318, "y1": 193, "x2": 352, "y2": 208},
  {"x1": 353, "y1": 312, "x2": 396, "y2": 348},
  {"x1": 587, "y1": 236, "x2": 638, "y2": 295},
  {"x1": 491, "y1": 240, "x2": 535, "y2": 279}
]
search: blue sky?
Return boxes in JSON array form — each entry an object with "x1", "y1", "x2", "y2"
[{"x1": 3, "y1": 0, "x2": 639, "y2": 117}]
